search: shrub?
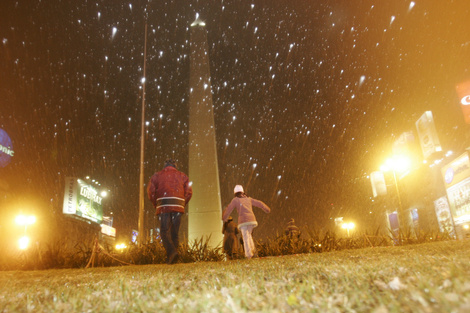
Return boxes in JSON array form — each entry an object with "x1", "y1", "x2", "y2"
[{"x1": 0, "y1": 227, "x2": 455, "y2": 270}]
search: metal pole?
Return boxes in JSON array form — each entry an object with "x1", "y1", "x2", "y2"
[
  {"x1": 138, "y1": 22, "x2": 148, "y2": 245},
  {"x1": 393, "y1": 171, "x2": 406, "y2": 231}
]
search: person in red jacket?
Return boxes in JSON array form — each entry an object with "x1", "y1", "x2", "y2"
[{"x1": 147, "y1": 159, "x2": 192, "y2": 264}]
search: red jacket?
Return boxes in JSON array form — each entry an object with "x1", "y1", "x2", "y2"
[{"x1": 147, "y1": 166, "x2": 193, "y2": 214}]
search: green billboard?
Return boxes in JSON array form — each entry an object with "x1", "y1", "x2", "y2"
[{"x1": 63, "y1": 177, "x2": 103, "y2": 224}]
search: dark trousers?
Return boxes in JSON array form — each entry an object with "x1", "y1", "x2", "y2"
[{"x1": 159, "y1": 212, "x2": 182, "y2": 260}]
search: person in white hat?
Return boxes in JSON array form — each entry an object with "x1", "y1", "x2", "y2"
[{"x1": 222, "y1": 185, "x2": 271, "y2": 259}]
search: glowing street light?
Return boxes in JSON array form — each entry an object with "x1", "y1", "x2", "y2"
[
  {"x1": 15, "y1": 214, "x2": 36, "y2": 250},
  {"x1": 115, "y1": 243, "x2": 127, "y2": 252},
  {"x1": 15, "y1": 215, "x2": 36, "y2": 226},
  {"x1": 18, "y1": 236, "x2": 30, "y2": 250},
  {"x1": 380, "y1": 155, "x2": 411, "y2": 174},
  {"x1": 341, "y1": 222, "x2": 355, "y2": 237}
]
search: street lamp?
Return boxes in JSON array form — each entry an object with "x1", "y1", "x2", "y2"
[
  {"x1": 380, "y1": 155, "x2": 411, "y2": 231},
  {"x1": 18, "y1": 236, "x2": 30, "y2": 250},
  {"x1": 15, "y1": 214, "x2": 36, "y2": 250},
  {"x1": 380, "y1": 156, "x2": 411, "y2": 175},
  {"x1": 115, "y1": 243, "x2": 127, "y2": 252},
  {"x1": 341, "y1": 222, "x2": 355, "y2": 237},
  {"x1": 15, "y1": 215, "x2": 36, "y2": 227}
]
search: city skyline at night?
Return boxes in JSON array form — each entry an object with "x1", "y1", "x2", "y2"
[{"x1": 1, "y1": 1, "x2": 469, "y2": 240}]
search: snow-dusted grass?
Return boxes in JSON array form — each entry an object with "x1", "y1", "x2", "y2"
[{"x1": 1, "y1": 240, "x2": 469, "y2": 312}]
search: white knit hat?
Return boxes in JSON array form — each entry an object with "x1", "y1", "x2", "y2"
[{"x1": 234, "y1": 185, "x2": 244, "y2": 194}]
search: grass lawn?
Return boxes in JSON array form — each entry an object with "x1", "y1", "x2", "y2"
[{"x1": 0, "y1": 240, "x2": 469, "y2": 312}]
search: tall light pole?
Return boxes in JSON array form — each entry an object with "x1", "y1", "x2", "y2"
[
  {"x1": 138, "y1": 22, "x2": 148, "y2": 245},
  {"x1": 380, "y1": 156, "x2": 411, "y2": 232}
]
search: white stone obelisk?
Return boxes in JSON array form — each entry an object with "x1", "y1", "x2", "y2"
[{"x1": 188, "y1": 15, "x2": 223, "y2": 248}]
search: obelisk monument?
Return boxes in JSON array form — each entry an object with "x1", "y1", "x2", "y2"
[{"x1": 188, "y1": 15, "x2": 223, "y2": 248}]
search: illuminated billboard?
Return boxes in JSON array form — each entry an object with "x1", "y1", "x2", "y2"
[
  {"x1": 63, "y1": 177, "x2": 103, "y2": 224},
  {"x1": 370, "y1": 171, "x2": 387, "y2": 197},
  {"x1": 101, "y1": 224, "x2": 116, "y2": 237},
  {"x1": 0, "y1": 128, "x2": 14, "y2": 168},
  {"x1": 456, "y1": 80, "x2": 470, "y2": 124},
  {"x1": 415, "y1": 111, "x2": 442, "y2": 160},
  {"x1": 392, "y1": 131, "x2": 415, "y2": 156},
  {"x1": 441, "y1": 152, "x2": 470, "y2": 225},
  {"x1": 433, "y1": 196, "x2": 455, "y2": 236},
  {"x1": 132, "y1": 230, "x2": 138, "y2": 243}
]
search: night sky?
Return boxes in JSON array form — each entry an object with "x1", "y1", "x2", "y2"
[{"x1": 1, "y1": 1, "x2": 470, "y2": 240}]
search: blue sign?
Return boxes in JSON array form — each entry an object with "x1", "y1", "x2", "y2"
[
  {"x1": 132, "y1": 230, "x2": 138, "y2": 243},
  {"x1": 445, "y1": 167, "x2": 454, "y2": 185},
  {"x1": 0, "y1": 129, "x2": 14, "y2": 168}
]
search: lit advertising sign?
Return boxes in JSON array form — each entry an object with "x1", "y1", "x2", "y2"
[
  {"x1": 392, "y1": 131, "x2": 414, "y2": 156},
  {"x1": 370, "y1": 171, "x2": 387, "y2": 197},
  {"x1": 102, "y1": 216, "x2": 113, "y2": 227},
  {"x1": 441, "y1": 152, "x2": 470, "y2": 189},
  {"x1": 456, "y1": 80, "x2": 470, "y2": 124},
  {"x1": 334, "y1": 217, "x2": 343, "y2": 227},
  {"x1": 415, "y1": 111, "x2": 442, "y2": 159},
  {"x1": 441, "y1": 152, "x2": 470, "y2": 225},
  {"x1": 388, "y1": 212, "x2": 399, "y2": 238},
  {"x1": 433, "y1": 196, "x2": 455, "y2": 236},
  {"x1": 132, "y1": 230, "x2": 138, "y2": 243},
  {"x1": 0, "y1": 129, "x2": 14, "y2": 168},
  {"x1": 101, "y1": 224, "x2": 116, "y2": 237},
  {"x1": 445, "y1": 177, "x2": 470, "y2": 225},
  {"x1": 63, "y1": 177, "x2": 103, "y2": 224}
]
